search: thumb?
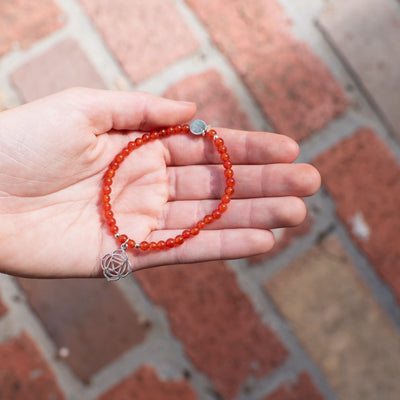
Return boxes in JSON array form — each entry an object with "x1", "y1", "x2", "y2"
[{"x1": 60, "y1": 87, "x2": 197, "y2": 133}]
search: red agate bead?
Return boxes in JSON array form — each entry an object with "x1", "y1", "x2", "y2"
[{"x1": 101, "y1": 120, "x2": 235, "y2": 255}]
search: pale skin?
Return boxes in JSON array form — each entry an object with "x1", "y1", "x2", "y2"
[{"x1": 0, "y1": 88, "x2": 320, "y2": 278}]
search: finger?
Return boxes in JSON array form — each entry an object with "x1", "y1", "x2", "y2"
[
  {"x1": 61, "y1": 87, "x2": 197, "y2": 133},
  {"x1": 160, "y1": 197, "x2": 306, "y2": 230},
  {"x1": 163, "y1": 128, "x2": 299, "y2": 166},
  {"x1": 129, "y1": 229, "x2": 275, "y2": 271},
  {"x1": 168, "y1": 163, "x2": 321, "y2": 200}
]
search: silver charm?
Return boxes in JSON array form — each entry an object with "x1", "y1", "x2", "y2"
[
  {"x1": 190, "y1": 120, "x2": 208, "y2": 135},
  {"x1": 101, "y1": 248, "x2": 131, "y2": 281}
]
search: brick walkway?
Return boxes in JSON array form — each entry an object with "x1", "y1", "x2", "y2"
[{"x1": 1, "y1": 0, "x2": 400, "y2": 399}]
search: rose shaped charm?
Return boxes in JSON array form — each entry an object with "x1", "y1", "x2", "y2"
[{"x1": 101, "y1": 249, "x2": 131, "y2": 281}]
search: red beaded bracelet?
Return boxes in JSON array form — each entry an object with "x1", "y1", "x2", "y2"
[{"x1": 101, "y1": 120, "x2": 235, "y2": 281}]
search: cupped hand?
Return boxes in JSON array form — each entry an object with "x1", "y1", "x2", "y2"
[{"x1": 0, "y1": 88, "x2": 320, "y2": 278}]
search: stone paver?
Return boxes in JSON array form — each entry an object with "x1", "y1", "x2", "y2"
[
  {"x1": 318, "y1": 0, "x2": 400, "y2": 140},
  {"x1": 136, "y1": 261, "x2": 288, "y2": 399},
  {"x1": 0, "y1": 0, "x2": 63, "y2": 57},
  {"x1": 164, "y1": 70, "x2": 253, "y2": 130},
  {"x1": 98, "y1": 366, "x2": 197, "y2": 400},
  {"x1": 12, "y1": 38, "x2": 105, "y2": 102},
  {"x1": 78, "y1": 0, "x2": 199, "y2": 83},
  {"x1": 0, "y1": 332, "x2": 64, "y2": 400},
  {"x1": 186, "y1": 0, "x2": 348, "y2": 140},
  {"x1": 263, "y1": 372, "x2": 324, "y2": 400},
  {"x1": 313, "y1": 128, "x2": 400, "y2": 304},
  {"x1": 266, "y1": 236, "x2": 400, "y2": 400},
  {"x1": 18, "y1": 278, "x2": 148, "y2": 381}
]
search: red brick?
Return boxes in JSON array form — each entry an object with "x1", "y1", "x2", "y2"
[
  {"x1": 318, "y1": 0, "x2": 400, "y2": 141},
  {"x1": 313, "y1": 129, "x2": 400, "y2": 304},
  {"x1": 78, "y1": 0, "x2": 199, "y2": 83},
  {"x1": 0, "y1": 0, "x2": 63, "y2": 57},
  {"x1": 248, "y1": 215, "x2": 313, "y2": 265},
  {"x1": 263, "y1": 372, "x2": 324, "y2": 400},
  {"x1": 164, "y1": 70, "x2": 253, "y2": 130},
  {"x1": 98, "y1": 366, "x2": 197, "y2": 400},
  {"x1": 0, "y1": 332, "x2": 64, "y2": 400},
  {"x1": 185, "y1": 0, "x2": 348, "y2": 140},
  {"x1": 18, "y1": 278, "x2": 147, "y2": 381},
  {"x1": 12, "y1": 39, "x2": 105, "y2": 102},
  {"x1": 136, "y1": 261, "x2": 287, "y2": 400}
]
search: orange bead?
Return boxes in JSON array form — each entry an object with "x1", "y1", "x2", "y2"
[
  {"x1": 167, "y1": 127, "x2": 175, "y2": 135},
  {"x1": 135, "y1": 138, "x2": 143, "y2": 147},
  {"x1": 142, "y1": 133, "x2": 151, "y2": 143},
  {"x1": 224, "y1": 169, "x2": 234, "y2": 178},
  {"x1": 110, "y1": 161, "x2": 119, "y2": 170},
  {"x1": 102, "y1": 203, "x2": 111, "y2": 211},
  {"x1": 127, "y1": 239, "x2": 136, "y2": 249},
  {"x1": 197, "y1": 221, "x2": 206, "y2": 230},
  {"x1": 106, "y1": 170, "x2": 115, "y2": 178},
  {"x1": 103, "y1": 194, "x2": 110, "y2": 203},
  {"x1": 182, "y1": 230, "x2": 191, "y2": 239},
  {"x1": 182, "y1": 124, "x2": 190, "y2": 133},
  {"x1": 218, "y1": 203, "x2": 228, "y2": 213},
  {"x1": 118, "y1": 234, "x2": 128, "y2": 244},
  {"x1": 104, "y1": 210, "x2": 113, "y2": 219},
  {"x1": 225, "y1": 186, "x2": 234, "y2": 196},
  {"x1": 220, "y1": 153, "x2": 230, "y2": 162},
  {"x1": 122, "y1": 148, "x2": 130, "y2": 157},
  {"x1": 217, "y1": 145, "x2": 227, "y2": 154},
  {"x1": 190, "y1": 227, "x2": 199, "y2": 236},
  {"x1": 159, "y1": 129, "x2": 167, "y2": 137},
  {"x1": 149, "y1": 241, "x2": 158, "y2": 250},
  {"x1": 221, "y1": 194, "x2": 231, "y2": 204},
  {"x1": 206, "y1": 129, "x2": 217, "y2": 139},
  {"x1": 110, "y1": 225, "x2": 119, "y2": 234},
  {"x1": 140, "y1": 241, "x2": 149, "y2": 250},
  {"x1": 166, "y1": 238, "x2": 175, "y2": 248},
  {"x1": 226, "y1": 178, "x2": 235, "y2": 187},
  {"x1": 104, "y1": 177, "x2": 113, "y2": 186},
  {"x1": 212, "y1": 210, "x2": 221, "y2": 219},
  {"x1": 174, "y1": 235, "x2": 184, "y2": 245},
  {"x1": 157, "y1": 240, "x2": 166, "y2": 249},
  {"x1": 174, "y1": 124, "x2": 182, "y2": 133},
  {"x1": 204, "y1": 215, "x2": 213, "y2": 224},
  {"x1": 128, "y1": 141, "x2": 136, "y2": 151},
  {"x1": 215, "y1": 138, "x2": 224, "y2": 147},
  {"x1": 223, "y1": 160, "x2": 232, "y2": 169},
  {"x1": 103, "y1": 186, "x2": 111, "y2": 195},
  {"x1": 106, "y1": 217, "x2": 116, "y2": 226},
  {"x1": 115, "y1": 154, "x2": 124, "y2": 163},
  {"x1": 150, "y1": 131, "x2": 159, "y2": 140}
]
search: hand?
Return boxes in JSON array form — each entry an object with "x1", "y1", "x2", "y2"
[{"x1": 0, "y1": 88, "x2": 320, "y2": 278}]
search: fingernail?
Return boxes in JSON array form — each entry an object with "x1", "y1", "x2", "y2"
[{"x1": 179, "y1": 100, "x2": 195, "y2": 106}]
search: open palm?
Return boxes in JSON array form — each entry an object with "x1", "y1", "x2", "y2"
[{"x1": 0, "y1": 88, "x2": 320, "y2": 278}]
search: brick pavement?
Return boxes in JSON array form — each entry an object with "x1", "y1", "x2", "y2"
[{"x1": 0, "y1": 0, "x2": 400, "y2": 399}]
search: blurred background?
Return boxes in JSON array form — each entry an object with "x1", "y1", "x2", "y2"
[{"x1": 1, "y1": 0, "x2": 400, "y2": 399}]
